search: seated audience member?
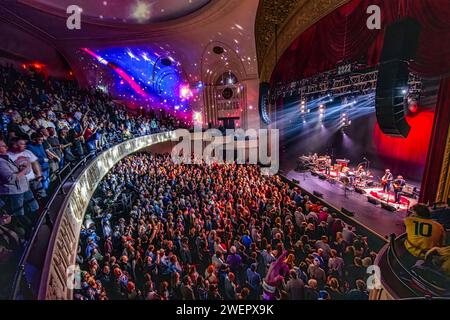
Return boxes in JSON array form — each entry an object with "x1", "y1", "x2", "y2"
[
  {"x1": 27, "y1": 133, "x2": 50, "y2": 191},
  {"x1": 46, "y1": 127, "x2": 64, "y2": 168},
  {"x1": 404, "y1": 204, "x2": 446, "y2": 259},
  {"x1": 58, "y1": 128, "x2": 76, "y2": 163},
  {"x1": 346, "y1": 279, "x2": 369, "y2": 300},
  {"x1": 423, "y1": 246, "x2": 450, "y2": 278}
]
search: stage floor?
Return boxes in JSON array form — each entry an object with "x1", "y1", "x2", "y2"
[{"x1": 286, "y1": 170, "x2": 407, "y2": 237}]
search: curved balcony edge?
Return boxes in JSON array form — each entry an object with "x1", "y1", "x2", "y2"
[{"x1": 37, "y1": 132, "x2": 175, "y2": 300}]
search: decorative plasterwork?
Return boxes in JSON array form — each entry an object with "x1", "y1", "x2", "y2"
[{"x1": 256, "y1": 0, "x2": 350, "y2": 82}]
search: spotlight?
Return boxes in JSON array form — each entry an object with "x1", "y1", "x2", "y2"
[{"x1": 402, "y1": 89, "x2": 408, "y2": 95}]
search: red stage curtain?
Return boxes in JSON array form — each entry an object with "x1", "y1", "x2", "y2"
[
  {"x1": 420, "y1": 77, "x2": 450, "y2": 204},
  {"x1": 270, "y1": 0, "x2": 450, "y2": 83}
]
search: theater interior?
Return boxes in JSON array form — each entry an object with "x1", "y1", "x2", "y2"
[{"x1": 0, "y1": 0, "x2": 449, "y2": 304}]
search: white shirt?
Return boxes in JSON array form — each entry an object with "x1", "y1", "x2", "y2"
[
  {"x1": 74, "y1": 111, "x2": 83, "y2": 121},
  {"x1": 38, "y1": 118, "x2": 56, "y2": 129},
  {"x1": 7, "y1": 150, "x2": 38, "y2": 181}
]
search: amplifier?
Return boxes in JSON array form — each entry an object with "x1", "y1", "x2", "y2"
[
  {"x1": 381, "y1": 202, "x2": 397, "y2": 212},
  {"x1": 313, "y1": 191, "x2": 324, "y2": 198},
  {"x1": 355, "y1": 187, "x2": 365, "y2": 194}
]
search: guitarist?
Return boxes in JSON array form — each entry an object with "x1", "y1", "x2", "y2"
[
  {"x1": 381, "y1": 169, "x2": 393, "y2": 193},
  {"x1": 393, "y1": 175, "x2": 406, "y2": 204}
]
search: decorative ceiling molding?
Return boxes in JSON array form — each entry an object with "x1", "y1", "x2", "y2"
[{"x1": 256, "y1": 0, "x2": 350, "y2": 82}]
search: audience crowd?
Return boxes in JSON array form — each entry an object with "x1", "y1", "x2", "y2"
[
  {"x1": 0, "y1": 63, "x2": 183, "y2": 264},
  {"x1": 76, "y1": 153, "x2": 376, "y2": 300}
]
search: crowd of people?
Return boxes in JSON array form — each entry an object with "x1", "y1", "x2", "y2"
[
  {"x1": 76, "y1": 153, "x2": 376, "y2": 300},
  {"x1": 0, "y1": 63, "x2": 184, "y2": 265}
]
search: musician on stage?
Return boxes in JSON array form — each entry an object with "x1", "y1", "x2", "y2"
[
  {"x1": 393, "y1": 175, "x2": 406, "y2": 204},
  {"x1": 381, "y1": 169, "x2": 393, "y2": 193}
]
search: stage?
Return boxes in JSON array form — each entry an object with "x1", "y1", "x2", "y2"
[{"x1": 286, "y1": 170, "x2": 408, "y2": 237}]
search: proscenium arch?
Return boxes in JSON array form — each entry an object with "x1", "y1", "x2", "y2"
[{"x1": 256, "y1": 0, "x2": 350, "y2": 82}]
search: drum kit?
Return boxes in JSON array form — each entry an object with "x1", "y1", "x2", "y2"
[{"x1": 306, "y1": 154, "x2": 374, "y2": 188}]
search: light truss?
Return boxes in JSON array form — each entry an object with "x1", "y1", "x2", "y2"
[{"x1": 269, "y1": 68, "x2": 423, "y2": 102}]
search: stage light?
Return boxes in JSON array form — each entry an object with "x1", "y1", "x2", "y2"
[
  {"x1": 179, "y1": 85, "x2": 193, "y2": 99},
  {"x1": 402, "y1": 89, "x2": 408, "y2": 94},
  {"x1": 408, "y1": 97, "x2": 419, "y2": 113},
  {"x1": 193, "y1": 111, "x2": 203, "y2": 125},
  {"x1": 319, "y1": 104, "x2": 325, "y2": 115}
]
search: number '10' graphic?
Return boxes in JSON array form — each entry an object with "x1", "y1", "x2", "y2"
[{"x1": 413, "y1": 221, "x2": 432, "y2": 237}]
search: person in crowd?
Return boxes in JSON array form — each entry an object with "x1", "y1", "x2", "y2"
[
  {"x1": 246, "y1": 263, "x2": 261, "y2": 299},
  {"x1": 46, "y1": 127, "x2": 64, "y2": 169},
  {"x1": 26, "y1": 133, "x2": 50, "y2": 191},
  {"x1": 285, "y1": 269, "x2": 305, "y2": 300},
  {"x1": 180, "y1": 275, "x2": 195, "y2": 300},
  {"x1": 0, "y1": 139, "x2": 38, "y2": 234},
  {"x1": 7, "y1": 137, "x2": 45, "y2": 199},
  {"x1": 347, "y1": 279, "x2": 369, "y2": 300}
]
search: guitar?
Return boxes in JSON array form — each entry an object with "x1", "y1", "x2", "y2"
[
  {"x1": 393, "y1": 181, "x2": 404, "y2": 192},
  {"x1": 381, "y1": 174, "x2": 392, "y2": 187}
]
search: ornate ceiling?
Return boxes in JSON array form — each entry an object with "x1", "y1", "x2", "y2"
[
  {"x1": 0, "y1": 0, "x2": 259, "y2": 83},
  {"x1": 255, "y1": 0, "x2": 350, "y2": 82}
]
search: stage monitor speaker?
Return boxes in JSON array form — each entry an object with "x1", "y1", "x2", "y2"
[
  {"x1": 381, "y1": 202, "x2": 397, "y2": 212},
  {"x1": 311, "y1": 171, "x2": 318, "y2": 177},
  {"x1": 342, "y1": 207, "x2": 355, "y2": 217},
  {"x1": 313, "y1": 191, "x2": 323, "y2": 198},
  {"x1": 292, "y1": 179, "x2": 300, "y2": 184},
  {"x1": 368, "y1": 197, "x2": 380, "y2": 205},
  {"x1": 380, "y1": 18, "x2": 421, "y2": 62},
  {"x1": 355, "y1": 187, "x2": 365, "y2": 194},
  {"x1": 375, "y1": 18, "x2": 421, "y2": 138},
  {"x1": 318, "y1": 174, "x2": 327, "y2": 180},
  {"x1": 366, "y1": 181, "x2": 376, "y2": 187}
]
